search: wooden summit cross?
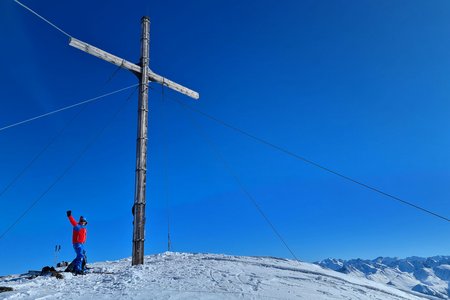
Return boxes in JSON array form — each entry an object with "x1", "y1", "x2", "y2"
[{"x1": 69, "y1": 16, "x2": 199, "y2": 266}]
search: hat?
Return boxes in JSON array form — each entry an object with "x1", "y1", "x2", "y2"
[{"x1": 79, "y1": 216, "x2": 88, "y2": 224}]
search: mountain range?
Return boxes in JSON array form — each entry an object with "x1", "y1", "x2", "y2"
[{"x1": 316, "y1": 255, "x2": 450, "y2": 299}]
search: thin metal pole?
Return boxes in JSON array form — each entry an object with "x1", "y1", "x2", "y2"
[{"x1": 132, "y1": 16, "x2": 150, "y2": 266}]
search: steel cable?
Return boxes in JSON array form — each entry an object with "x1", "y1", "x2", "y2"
[
  {"x1": 172, "y1": 98, "x2": 300, "y2": 262},
  {"x1": 0, "y1": 87, "x2": 138, "y2": 241},
  {"x1": 0, "y1": 67, "x2": 130, "y2": 199},
  {"x1": 14, "y1": 0, "x2": 72, "y2": 38},
  {"x1": 0, "y1": 84, "x2": 139, "y2": 133},
  {"x1": 167, "y1": 96, "x2": 450, "y2": 223}
]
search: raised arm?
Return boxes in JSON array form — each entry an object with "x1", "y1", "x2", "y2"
[{"x1": 67, "y1": 210, "x2": 77, "y2": 226}]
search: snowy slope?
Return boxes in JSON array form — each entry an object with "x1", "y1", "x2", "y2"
[
  {"x1": 316, "y1": 256, "x2": 450, "y2": 299},
  {"x1": 0, "y1": 252, "x2": 432, "y2": 300}
]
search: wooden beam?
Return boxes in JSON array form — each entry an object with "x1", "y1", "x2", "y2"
[
  {"x1": 148, "y1": 71, "x2": 199, "y2": 100},
  {"x1": 69, "y1": 37, "x2": 199, "y2": 100},
  {"x1": 69, "y1": 37, "x2": 141, "y2": 74}
]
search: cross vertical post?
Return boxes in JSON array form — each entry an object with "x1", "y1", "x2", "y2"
[
  {"x1": 67, "y1": 15, "x2": 199, "y2": 267},
  {"x1": 132, "y1": 16, "x2": 150, "y2": 266}
]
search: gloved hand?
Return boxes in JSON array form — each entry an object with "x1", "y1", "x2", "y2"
[{"x1": 66, "y1": 210, "x2": 72, "y2": 217}]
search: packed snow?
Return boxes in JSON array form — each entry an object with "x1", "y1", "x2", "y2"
[
  {"x1": 0, "y1": 252, "x2": 434, "y2": 299},
  {"x1": 316, "y1": 256, "x2": 450, "y2": 299}
]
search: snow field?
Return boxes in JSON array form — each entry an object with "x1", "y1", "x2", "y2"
[{"x1": 0, "y1": 252, "x2": 429, "y2": 299}]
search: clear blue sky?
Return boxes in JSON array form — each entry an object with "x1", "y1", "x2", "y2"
[{"x1": 1, "y1": 0, "x2": 450, "y2": 275}]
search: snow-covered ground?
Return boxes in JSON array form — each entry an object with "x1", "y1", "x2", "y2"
[
  {"x1": 0, "y1": 252, "x2": 434, "y2": 299},
  {"x1": 316, "y1": 256, "x2": 450, "y2": 299}
]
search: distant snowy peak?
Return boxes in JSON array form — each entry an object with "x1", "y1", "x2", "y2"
[
  {"x1": 316, "y1": 258, "x2": 345, "y2": 271},
  {"x1": 316, "y1": 255, "x2": 450, "y2": 299},
  {"x1": 434, "y1": 264, "x2": 450, "y2": 281}
]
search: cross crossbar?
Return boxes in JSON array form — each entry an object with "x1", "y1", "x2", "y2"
[{"x1": 69, "y1": 37, "x2": 199, "y2": 99}]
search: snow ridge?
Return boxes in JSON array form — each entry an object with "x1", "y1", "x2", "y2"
[
  {"x1": 0, "y1": 252, "x2": 429, "y2": 299},
  {"x1": 316, "y1": 256, "x2": 450, "y2": 299}
]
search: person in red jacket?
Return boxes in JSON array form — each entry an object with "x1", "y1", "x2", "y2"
[{"x1": 67, "y1": 210, "x2": 88, "y2": 275}]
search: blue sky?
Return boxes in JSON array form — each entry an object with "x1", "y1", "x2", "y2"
[{"x1": 1, "y1": 0, "x2": 450, "y2": 275}]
